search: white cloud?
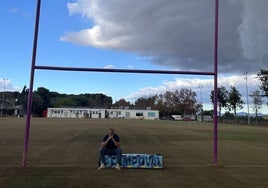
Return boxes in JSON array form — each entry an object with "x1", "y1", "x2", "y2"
[
  {"x1": 0, "y1": 79, "x2": 20, "y2": 92},
  {"x1": 126, "y1": 65, "x2": 134, "y2": 69},
  {"x1": 60, "y1": 26, "x2": 121, "y2": 48},
  {"x1": 10, "y1": 8, "x2": 19, "y2": 14},
  {"x1": 124, "y1": 74, "x2": 260, "y2": 104},
  {"x1": 103, "y1": 64, "x2": 115, "y2": 69},
  {"x1": 61, "y1": 0, "x2": 268, "y2": 73}
]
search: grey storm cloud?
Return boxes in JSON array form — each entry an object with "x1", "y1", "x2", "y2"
[{"x1": 60, "y1": 0, "x2": 268, "y2": 73}]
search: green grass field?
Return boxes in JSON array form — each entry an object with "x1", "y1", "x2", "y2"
[{"x1": 0, "y1": 118, "x2": 267, "y2": 188}]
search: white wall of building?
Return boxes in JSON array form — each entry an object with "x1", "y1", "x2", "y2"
[{"x1": 47, "y1": 108, "x2": 159, "y2": 120}]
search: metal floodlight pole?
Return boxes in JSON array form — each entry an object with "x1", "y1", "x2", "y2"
[
  {"x1": 1, "y1": 78, "x2": 7, "y2": 117},
  {"x1": 22, "y1": 0, "x2": 41, "y2": 167},
  {"x1": 244, "y1": 72, "x2": 250, "y2": 125},
  {"x1": 199, "y1": 86, "x2": 203, "y2": 106},
  {"x1": 213, "y1": 0, "x2": 219, "y2": 166},
  {"x1": 199, "y1": 86, "x2": 203, "y2": 121}
]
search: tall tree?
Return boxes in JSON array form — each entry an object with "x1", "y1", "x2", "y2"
[
  {"x1": 228, "y1": 86, "x2": 244, "y2": 118},
  {"x1": 86, "y1": 94, "x2": 112, "y2": 107},
  {"x1": 155, "y1": 89, "x2": 200, "y2": 117},
  {"x1": 54, "y1": 97, "x2": 76, "y2": 107},
  {"x1": 176, "y1": 89, "x2": 201, "y2": 115},
  {"x1": 18, "y1": 85, "x2": 28, "y2": 115},
  {"x1": 250, "y1": 90, "x2": 263, "y2": 125},
  {"x1": 113, "y1": 98, "x2": 131, "y2": 107},
  {"x1": 154, "y1": 93, "x2": 166, "y2": 116},
  {"x1": 210, "y1": 86, "x2": 229, "y2": 117},
  {"x1": 257, "y1": 69, "x2": 268, "y2": 97},
  {"x1": 36, "y1": 87, "x2": 51, "y2": 110},
  {"x1": 32, "y1": 94, "x2": 44, "y2": 117},
  {"x1": 135, "y1": 96, "x2": 156, "y2": 108}
]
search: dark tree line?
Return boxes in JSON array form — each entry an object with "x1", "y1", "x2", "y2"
[
  {"x1": 9, "y1": 86, "x2": 112, "y2": 117},
  {"x1": 34, "y1": 88, "x2": 201, "y2": 117}
]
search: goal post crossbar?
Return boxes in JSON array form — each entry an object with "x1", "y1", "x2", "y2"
[{"x1": 34, "y1": 65, "x2": 215, "y2": 76}]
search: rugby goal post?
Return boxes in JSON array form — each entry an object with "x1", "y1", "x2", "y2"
[{"x1": 22, "y1": 0, "x2": 219, "y2": 167}]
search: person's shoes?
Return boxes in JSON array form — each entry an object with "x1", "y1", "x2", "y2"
[
  {"x1": 115, "y1": 164, "x2": 121, "y2": 171},
  {"x1": 98, "y1": 163, "x2": 105, "y2": 170}
]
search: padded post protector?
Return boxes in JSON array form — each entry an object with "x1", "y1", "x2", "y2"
[{"x1": 99, "y1": 154, "x2": 163, "y2": 169}]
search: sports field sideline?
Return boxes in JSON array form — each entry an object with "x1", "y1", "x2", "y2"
[{"x1": 0, "y1": 118, "x2": 267, "y2": 188}]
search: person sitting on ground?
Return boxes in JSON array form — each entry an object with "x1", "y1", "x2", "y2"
[{"x1": 98, "y1": 128, "x2": 122, "y2": 170}]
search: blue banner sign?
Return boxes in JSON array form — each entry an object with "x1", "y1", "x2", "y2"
[{"x1": 102, "y1": 154, "x2": 163, "y2": 169}]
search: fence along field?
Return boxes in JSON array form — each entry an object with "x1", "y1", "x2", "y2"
[{"x1": 0, "y1": 118, "x2": 267, "y2": 188}]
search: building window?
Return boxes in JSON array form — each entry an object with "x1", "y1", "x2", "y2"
[
  {"x1": 136, "y1": 112, "x2": 143, "y2": 117},
  {"x1": 118, "y1": 111, "x2": 121, "y2": 115},
  {"x1": 148, "y1": 112, "x2": 155, "y2": 117}
]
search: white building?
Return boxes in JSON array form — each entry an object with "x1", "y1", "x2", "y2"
[{"x1": 47, "y1": 107, "x2": 159, "y2": 120}]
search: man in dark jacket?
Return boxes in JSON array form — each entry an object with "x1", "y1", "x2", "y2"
[{"x1": 98, "y1": 128, "x2": 122, "y2": 170}]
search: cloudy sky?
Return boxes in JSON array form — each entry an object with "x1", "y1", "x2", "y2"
[{"x1": 1, "y1": 0, "x2": 268, "y2": 113}]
